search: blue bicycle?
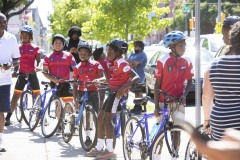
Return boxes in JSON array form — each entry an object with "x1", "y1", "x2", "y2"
[
  {"x1": 29, "y1": 80, "x2": 63, "y2": 138},
  {"x1": 61, "y1": 80, "x2": 98, "y2": 152},
  {"x1": 123, "y1": 90, "x2": 192, "y2": 160},
  {"x1": 103, "y1": 82, "x2": 150, "y2": 149}
]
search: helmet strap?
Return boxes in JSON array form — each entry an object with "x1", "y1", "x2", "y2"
[{"x1": 170, "y1": 45, "x2": 180, "y2": 57}]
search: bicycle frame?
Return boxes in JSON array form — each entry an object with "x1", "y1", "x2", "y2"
[
  {"x1": 127, "y1": 107, "x2": 168, "y2": 149},
  {"x1": 75, "y1": 89, "x2": 89, "y2": 126},
  {"x1": 113, "y1": 94, "x2": 128, "y2": 138},
  {"x1": 38, "y1": 83, "x2": 58, "y2": 119}
]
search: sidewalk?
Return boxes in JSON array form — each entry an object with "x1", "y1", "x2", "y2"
[
  {"x1": 0, "y1": 106, "x2": 202, "y2": 160},
  {"x1": 1, "y1": 109, "x2": 129, "y2": 160}
]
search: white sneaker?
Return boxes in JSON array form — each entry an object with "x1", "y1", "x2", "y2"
[{"x1": 0, "y1": 138, "x2": 6, "y2": 152}]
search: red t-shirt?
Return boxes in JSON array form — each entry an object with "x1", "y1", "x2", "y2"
[
  {"x1": 109, "y1": 57, "x2": 132, "y2": 90},
  {"x1": 19, "y1": 43, "x2": 40, "y2": 73},
  {"x1": 43, "y1": 51, "x2": 76, "y2": 79},
  {"x1": 154, "y1": 53, "x2": 194, "y2": 102},
  {"x1": 73, "y1": 60, "x2": 103, "y2": 91},
  {"x1": 98, "y1": 59, "x2": 111, "y2": 79}
]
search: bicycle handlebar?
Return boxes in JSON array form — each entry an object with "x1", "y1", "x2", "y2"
[{"x1": 158, "y1": 90, "x2": 179, "y2": 102}]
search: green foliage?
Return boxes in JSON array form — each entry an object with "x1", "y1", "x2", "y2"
[
  {"x1": 171, "y1": 0, "x2": 240, "y2": 34},
  {"x1": 0, "y1": 0, "x2": 35, "y2": 20},
  {"x1": 51, "y1": 0, "x2": 172, "y2": 43}
]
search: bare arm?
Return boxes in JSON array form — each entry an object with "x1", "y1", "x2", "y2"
[
  {"x1": 42, "y1": 66, "x2": 59, "y2": 84},
  {"x1": 191, "y1": 128, "x2": 240, "y2": 160},
  {"x1": 202, "y1": 68, "x2": 214, "y2": 132},
  {"x1": 116, "y1": 70, "x2": 139, "y2": 99},
  {"x1": 154, "y1": 79, "x2": 161, "y2": 116}
]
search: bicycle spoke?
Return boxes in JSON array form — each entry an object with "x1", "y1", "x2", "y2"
[
  {"x1": 41, "y1": 97, "x2": 63, "y2": 138},
  {"x1": 150, "y1": 125, "x2": 192, "y2": 160}
]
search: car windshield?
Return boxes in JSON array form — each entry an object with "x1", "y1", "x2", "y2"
[
  {"x1": 209, "y1": 38, "x2": 224, "y2": 52},
  {"x1": 184, "y1": 48, "x2": 213, "y2": 65}
]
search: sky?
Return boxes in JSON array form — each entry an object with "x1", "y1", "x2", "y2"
[{"x1": 30, "y1": 0, "x2": 53, "y2": 28}]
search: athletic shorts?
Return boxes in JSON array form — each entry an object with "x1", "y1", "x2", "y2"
[
  {"x1": 0, "y1": 85, "x2": 11, "y2": 112},
  {"x1": 77, "y1": 91, "x2": 99, "y2": 113},
  {"x1": 14, "y1": 72, "x2": 40, "y2": 93},
  {"x1": 101, "y1": 92, "x2": 120, "y2": 113},
  {"x1": 50, "y1": 82, "x2": 72, "y2": 98}
]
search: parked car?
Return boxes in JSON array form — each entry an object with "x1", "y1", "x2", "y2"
[
  {"x1": 144, "y1": 47, "x2": 170, "y2": 96},
  {"x1": 144, "y1": 45, "x2": 170, "y2": 63},
  {"x1": 144, "y1": 47, "x2": 214, "y2": 98},
  {"x1": 200, "y1": 34, "x2": 224, "y2": 56}
]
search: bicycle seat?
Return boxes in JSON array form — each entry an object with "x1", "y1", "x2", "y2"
[{"x1": 133, "y1": 96, "x2": 151, "y2": 104}]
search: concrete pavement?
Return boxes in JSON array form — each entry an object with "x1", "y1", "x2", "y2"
[
  {"x1": 1, "y1": 106, "x2": 203, "y2": 160},
  {"x1": 0, "y1": 73, "x2": 204, "y2": 160}
]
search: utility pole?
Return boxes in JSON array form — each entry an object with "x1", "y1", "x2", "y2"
[{"x1": 218, "y1": 0, "x2": 221, "y2": 22}]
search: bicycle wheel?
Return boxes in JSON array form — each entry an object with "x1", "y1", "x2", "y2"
[
  {"x1": 20, "y1": 90, "x2": 34, "y2": 126},
  {"x1": 15, "y1": 103, "x2": 22, "y2": 122},
  {"x1": 120, "y1": 109, "x2": 131, "y2": 137},
  {"x1": 79, "y1": 105, "x2": 98, "y2": 152},
  {"x1": 41, "y1": 96, "x2": 63, "y2": 138},
  {"x1": 62, "y1": 102, "x2": 75, "y2": 143},
  {"x1": 29, "y1": 95, "x2": 42, "y2": 131},
  {"x1": 150, "y1": 125, "x2": 192, "y2": 160},
  {"x1": 123, "y1": 116, "x2": 146, "y2": 160},
  {"x1": 185, "y1": 125, "x2": 205, "y2": 160}
]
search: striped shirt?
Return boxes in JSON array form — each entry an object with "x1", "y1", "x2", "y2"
[{"x1": 209, "y1": 55, "x2": 240, "y2": 141}]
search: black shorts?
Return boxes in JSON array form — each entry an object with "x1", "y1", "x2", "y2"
[
  {"x1": 14, "y1": 72, "x2": 40, "y2": 93},
  {"x1": 0, "y1": 85, "x2": 11, "y2": 112},
  {"x1": 77, "y1": 91, "x2": 99, "y2": 113},
  {"x1": 101, "y1": 92, "x2": 120, "y2": 113},
  {"x1": 50, "y1": 82, "x2": 72, "y2": 98}
]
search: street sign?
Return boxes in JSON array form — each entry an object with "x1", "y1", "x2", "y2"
[
  {"x1": 215, "y1": 22, "x2": 223, "y2": 34},
  {"x1": 182, "y1": 6, "x2": 190, "y2": 14}
]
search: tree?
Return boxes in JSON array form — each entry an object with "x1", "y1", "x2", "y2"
[
  {"x1": 0, "y1": 0, "x2": 35, "y2": 22},
  {"x1": 171, "y1": 0, "x2": 240, "y2": 34},
  {"x1": 51, "y1": 0, "x2": 172, "y2": 43}
]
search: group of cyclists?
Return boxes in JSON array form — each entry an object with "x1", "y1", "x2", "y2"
[{"x1": 2, "y1": 12, "x2": 240, "y2": 160}]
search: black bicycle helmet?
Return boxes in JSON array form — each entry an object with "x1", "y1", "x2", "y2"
[
  {"x1": 52, "y1": 34, "x2": 65, "y2": 45},
  {"x1": 134, "y1": 41, "x2": 144, "y2": 50},
  {"x1": 108, "y1": 38, "x2": 128, "y2": 54},
  {"x1": 222, "y1": 16, "x2": 240, "y2": 29},
  {"x1": 77, "y1": 42, "x2": 92, "y2": 53}
]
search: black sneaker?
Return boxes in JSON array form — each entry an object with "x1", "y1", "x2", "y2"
[
  {"x1": 84, "y1": 136, "x2": 92, "y2": 147},
  {"x1": 4, "y1": 119, "x2": 11, "y2": 126}
]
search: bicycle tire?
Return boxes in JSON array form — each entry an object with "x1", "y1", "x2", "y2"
[
  {"x1": 120, "y1": 109, "x2": 131, "y2": 137},
  {"x1": 61, "y1": 102, "x2": 75, "y2": 143},
  {"x1": 149, "y1": 125, "x2": 192, "y2": 160},
  {"x1": 20, "y1": 90, "x2": 34, "y2": 126},
  {"x1": 41, "y1": 96, "x2": 63, "y2": 138},
  {"x1": 29, "y1": 95, "x2": 42, "y2": 131},
  {"x1": 15, "y1": 103, "x2": 22, "y2": 122},
  {"x1": 79, "y1": 105, "x2": 98, "y2": 152},
  {"x1": 184, "y1": 125, "x2": 204, "y2": 160},
  {"x1": 123, "y1": 116, "x2": 146, "y2": 160}
]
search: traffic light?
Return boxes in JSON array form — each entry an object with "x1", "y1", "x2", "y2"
[
  {"x1": 189, "y1": 18, "x2": 193, "y2": 30},
  {"x1": 221, "y1": 12, "x2": 226, "y2": 22},
  {"x1": 189, "y1": 17, "x2": 195, "y2": 31}
]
